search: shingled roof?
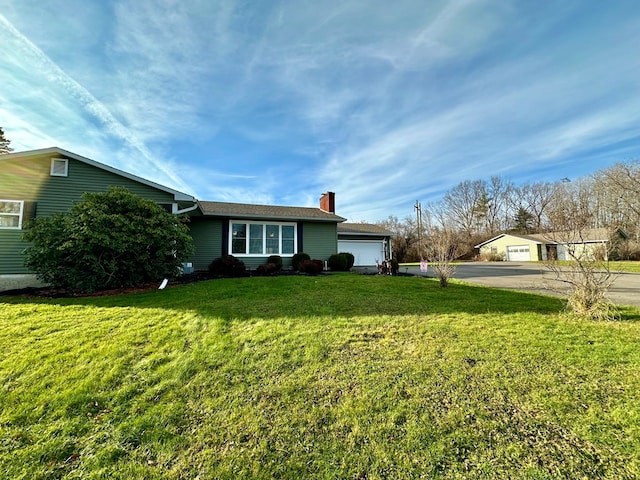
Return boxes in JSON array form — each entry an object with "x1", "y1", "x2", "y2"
[
  {"x1": 523, "y1": 228, "x2": 626, "y2": 243},
  {"x1": 338, "y1": 223, "x2": 395, "y2": 236},
  {"x1": 475, "y1": 227, "x2": 627, "y2": 248},
  {"x1": 197, "y1": 200, "x2": 346, "y2": 222}
]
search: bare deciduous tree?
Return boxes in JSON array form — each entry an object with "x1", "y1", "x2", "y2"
[
  {"x1": 377, "y1": 215, "x2": 419, "y2": 263},
  {"x1": 484, "y1": 176, "x2": 513, "y2": 235},
  {"x1": 443, "y1": 179, "x2": 486, "y2": 237},
  {"x1": 595, "y1": 161, "x2": 640, "y2": 240},
  {"x1": 511, "y1": 181, "x2": 557, "y2": 232}
]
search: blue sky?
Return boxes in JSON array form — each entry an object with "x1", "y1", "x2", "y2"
[{"x1": 1, "y1": 1, "x2": 639, "y2": 222}]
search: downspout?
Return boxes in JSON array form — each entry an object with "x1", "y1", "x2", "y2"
[{"x1": 173, "y1": 203, "x2": 199, "y2": 273}]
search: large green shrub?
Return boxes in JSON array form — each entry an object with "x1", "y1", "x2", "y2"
[
  {"x1": 23, "y1": 187, "x2": 193, "y2": 293},
  {"x1": 292, "y1": 252, "x2": 310, "y2": 271}
]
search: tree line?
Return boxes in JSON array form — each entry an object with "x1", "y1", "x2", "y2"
[{"x1": 378, "y1": 160, "x2": 640, "y2": 262}]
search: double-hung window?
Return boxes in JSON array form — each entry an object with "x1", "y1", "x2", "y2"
[
  {"x1": 230, "y1": 221, "x2": 296, "y2": 256},
  {"x1": 0, "y1": 200, "x2": 24, "y2": 229}
]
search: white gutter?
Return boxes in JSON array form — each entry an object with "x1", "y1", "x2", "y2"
[{"x1": 175, "y1": 204, "x2": 199, "y2": 215}]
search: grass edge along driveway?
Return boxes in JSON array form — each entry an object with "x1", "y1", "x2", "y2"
[{"x1": 1, "y1": 274, "x2": 639, "y2": 479}]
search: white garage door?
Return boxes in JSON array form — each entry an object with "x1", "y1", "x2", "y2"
[
  {"x1": 338, "y1": 240, "x2": 385, "y2": 266},
  {"x1": 507, "y1": 245, "x2": 530, "y2": 261}
]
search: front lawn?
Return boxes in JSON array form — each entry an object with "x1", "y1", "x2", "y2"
[{"x1": 1, "y1": 275, "x2": 639, "y2": 479}]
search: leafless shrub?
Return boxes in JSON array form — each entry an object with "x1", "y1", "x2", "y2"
[
  {"x1": 426, "y1": 228, "x2": 461, "y2": 287},
  {"x1": 477, "y1": 252, "x2": 506, "y2": 262},
  {"x1": 545, "y1": 258, "x2": 618, "y2": 320},
  {"x1": 543, "y1": 233, "x2": 619, "y2": 320},
  {"x1": 544, "y1": 181, "x2": 621, "y2": 320}
]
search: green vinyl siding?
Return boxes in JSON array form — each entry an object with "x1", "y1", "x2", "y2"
[
  {"x1": 0, "y1": 231, "x2": 28, "y2": 274},
  {"x1": 0, "y1": 154, "x2": 180, "y2": 274},
  {"x1": 42, "y1": 157, "x2": 175, "y2": 216},
  {"x1": 301, "y1": 222, "x2": 338, "y2": 260},
  {"x1": 241, "y1": 256, "x2": 293, "y2": 270},
  {"x1": 1, "y1": 154, "x2": 176, "y2": 211},
  {"x1": 188, "y1": 217, "x2": 223, "y2": 271}
]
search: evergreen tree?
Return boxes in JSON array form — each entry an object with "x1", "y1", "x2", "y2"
[
  {"x1": 0, "y1": 127, "x2": 13, "y2": 154},
  {"x1": 512, "y1": 207, "x2": 535, "y2": 234}
]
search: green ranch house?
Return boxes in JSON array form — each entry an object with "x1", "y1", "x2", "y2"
[{"x1": 0, "y1": 147, "x2": 393, "y2": 291}]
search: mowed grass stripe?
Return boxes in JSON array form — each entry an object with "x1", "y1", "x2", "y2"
[{"x1": 1, "y1": 274, "x2": 639, "y2": 479}]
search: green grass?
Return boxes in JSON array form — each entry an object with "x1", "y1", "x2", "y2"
[
  {"x1": 606, "y1": 261, "x2": 640, "y2": 273},
  {"x1": 1, "y1": 274, "x2": 640, "y2": 479},
  {"x1": 533, "y1": 260, "x2": 640, "y2": 274}
]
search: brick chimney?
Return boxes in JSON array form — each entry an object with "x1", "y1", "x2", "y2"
[{"x1": 320, "y1": 191, "x2": 335, "y2": 213}]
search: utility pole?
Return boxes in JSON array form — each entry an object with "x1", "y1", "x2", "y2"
[{"x1": 415, "y1": 200, "x2": 423, "y2": 260}]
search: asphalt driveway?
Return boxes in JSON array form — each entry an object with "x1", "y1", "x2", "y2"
[{"x1": 400, "y1": 262, "x2": 640, "y2": 308}]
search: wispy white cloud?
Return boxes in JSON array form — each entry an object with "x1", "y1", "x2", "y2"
[
  {"x1": 0, "y1": 12, "x2": 193, "y2": 193},
  {"x1": 1, "y1": 1, "x2": 639, "y2": 222}
]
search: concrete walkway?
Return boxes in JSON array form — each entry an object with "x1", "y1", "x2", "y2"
[{"x1": 399, "y1": 262, "x2": 640, "y2": 308}]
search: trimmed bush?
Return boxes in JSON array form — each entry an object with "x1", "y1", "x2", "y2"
[
  {"x1": 328, "y1": 253, "x2": 347, "y2": 271},
  {"x1": 328, "y1": 252, "x2": 354, "y2": 271},
  {"x1": 255, "y1": 263, "x2": 279, "y2": 276},
  {"x1": 292, "y1": 252, "x2": 311, "y2": 271},
  {"x1": 267, "y1": 255, "x2": 283, "y2": 271},
  {"x1": 339, "y1": 252, "x2": 355, "y2": 269},
  {"x1": 299, "y1": 259, "x2": 324, "y2": 275},
  {"x1": 209, "y1": 255, "x2": 246, "y2": 277}
]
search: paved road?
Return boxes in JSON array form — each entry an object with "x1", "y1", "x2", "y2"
[{"x1": 400, "y1": 262, "x2": 640, "y2": 308}]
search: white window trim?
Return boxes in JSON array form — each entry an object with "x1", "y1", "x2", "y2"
[
  {"x1": 229, "y1": 220, "x2": 297, "y2": 257},
  {"x1": 0, "y1": 199, "x2": 24, "y2": 229},
  {"x1": 50, "y1": 157, "x2": 69, "y2": 177}
]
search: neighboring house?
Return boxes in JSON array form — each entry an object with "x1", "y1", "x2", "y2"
[
  {"x1": 0, "y1": 148, "x2": 346, "y2": 290},
  {"x1": 475, "y1": 228, "x2": 627, "y2": 261},
  {"x1": 337, "y1": 223, "x2": 394, "y2": 266}
]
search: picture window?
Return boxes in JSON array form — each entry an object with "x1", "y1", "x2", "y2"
[{"x1": 230, "y1": 221, "x2": 297, "y2": 256}]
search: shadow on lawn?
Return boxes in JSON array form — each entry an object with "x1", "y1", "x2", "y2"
[{"x1": 2, "y1": 275, "x2": 576, "y2": 320}]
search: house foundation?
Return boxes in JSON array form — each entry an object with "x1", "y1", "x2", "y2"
[{"x1": 0, "y1": 274, "x2": 47, "y2": 293}]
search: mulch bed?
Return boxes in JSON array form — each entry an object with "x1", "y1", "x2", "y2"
[
  {"x1": 2, "y1": 269, "x2": 412, "y2": 299},
  {"x1": 0, "y1": 271, "x2": 213, "y2": 299}
]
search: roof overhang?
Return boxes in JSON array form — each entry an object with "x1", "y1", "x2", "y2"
[
  {"x1": 474, "y1": 233, "x2": 544, "y2": 249},
  {"x1": 338, "y1": 231, "x2": 394, "y2": 237}
]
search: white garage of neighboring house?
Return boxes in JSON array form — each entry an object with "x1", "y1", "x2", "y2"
[
  {"x1": 475, "y1": 228, "x2": 627, "y2": 262},
  {"x1": 337, "y1": 223, "x2": 394, "y2": 267}
]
